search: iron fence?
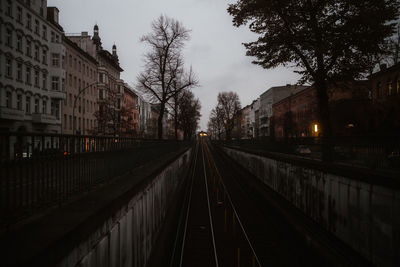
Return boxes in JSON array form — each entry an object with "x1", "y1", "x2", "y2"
[
  {"x1": 0, "y1": 132, "x2": 190, "y2": 226},
  {"x1": 220, "y1": 136, "x2": 400, "y2": 171}
]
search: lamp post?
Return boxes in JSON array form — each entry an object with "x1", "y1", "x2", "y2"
[{"x1": 72, "y1": 82, "x2": 99, "y2": 135}]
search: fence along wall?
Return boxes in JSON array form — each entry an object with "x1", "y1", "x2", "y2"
[
  {"x1": 222, "y1": 147, "x2": 399, "y2": 267},
  {"x1": 57, "y1": 148, "x2": 191, "y2": 267}
]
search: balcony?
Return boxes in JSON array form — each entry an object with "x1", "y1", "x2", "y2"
[
  {"x1": 32, "y1": 113, "x2": 59, "y2": 124},
  {"x1": 0, "y1": 106, "x2": 25, "y2": 121},
  {"x1": 48, "y1": 90, "x2": 66, "y2": 99}
]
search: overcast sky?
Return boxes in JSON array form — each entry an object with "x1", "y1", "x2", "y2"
[{"x1": 48, "y1": 0, "x2": 300, "y2": 129}]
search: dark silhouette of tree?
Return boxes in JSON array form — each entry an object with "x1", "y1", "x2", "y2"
[
  {"x1": 137, "y1": 15, "x2": 198, "y2": 139},
  {"x1": 216, "y1": 92, "x2": 241, "y2": 140},
  {"x1": 177, "y1": 90, "x2": 201, "y2": 140},
  {"x1": 228, "y1": 0, "x2": 399, "y2": 150},
  {"x1": 208, "y1": 107, "x2": 224, "y2": 140},
  {"x1": 92, "y1": 89, "x2": 134, "y2": 136}
]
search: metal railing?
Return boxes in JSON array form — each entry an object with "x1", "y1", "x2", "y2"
[
  {"x1": 0, "y1": 132, "x2": 190, "y2": 226},
  {"x1": 219, "y1": 136, "x2": 400, "y2": 171}
]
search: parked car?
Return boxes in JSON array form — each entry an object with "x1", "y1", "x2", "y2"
[{"x1": 295, "y1": 145, "x2": 311, "y2": 155}]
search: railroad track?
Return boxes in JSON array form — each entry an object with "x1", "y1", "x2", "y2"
[{"x1": 164, "y1": 138, "x2": 370, "y2": 267}]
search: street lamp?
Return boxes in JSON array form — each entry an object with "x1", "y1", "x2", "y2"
[{"x1": 72, "y1": 82, "x2": 99, "y2": 135}]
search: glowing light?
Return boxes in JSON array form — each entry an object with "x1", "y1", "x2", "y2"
[{"x1": 314, "y1": 124, "x2": 318, "y2": 133}]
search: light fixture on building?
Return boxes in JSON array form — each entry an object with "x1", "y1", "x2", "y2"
[{"x1": 314, "y1": 124, "x2": 318, "y2": 133}]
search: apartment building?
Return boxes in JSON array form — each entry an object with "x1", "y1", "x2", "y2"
[{"x1": 0, "y1": 0, "x2": 65, "y2": 133}]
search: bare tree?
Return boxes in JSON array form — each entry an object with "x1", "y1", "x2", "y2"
[
  {"x1": 177, "y1": 90, "x2": 201, "y2": 140},
  {"x1": 216, "y1": 92, "x2": 241, "y2": 140},
  {"x1": 137, "y1": 15, "x2": 198, "y2": 139},
  {"x1": 208, "y1": 107, "x2": 224, "y2": 140}
]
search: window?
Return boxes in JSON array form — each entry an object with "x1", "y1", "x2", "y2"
[
  {"x1": 26, "y1": 96, "x2": 31, "y2": 114},
  {"x1": 26, "y1": 13, "x2": 32, "y2": 30},
  {"x1": 52, "y1": 76, "x2": 59, "y2": 91},
  {"x1": 34, "y1": 70, "x2": 39, "y2": 87},
  {"x1": 34, "y1": 99, "x2": 39, "y2": 113},
  {"x1": 26, "y1": 39, "x2": 31, "y2": 56},
  {"x1": 64, "y1": 114, "x2": 67, "y2": 129},
  {"x1": 62, "y1": 78, "x2": 65, "y2": 91},
  {"x1": 78, "y1": 61, "x2": 81, "y2": 72},
  {"x1": 17, "y1": 6, "x2": 22, "y2": 22},
  {"x1": 74, "y1": 76, "x2": 77, "y2": 88},
  {"x1": 62, "y1": 55, "x2": 65, "y2": 69},
  {"x1": 26, "y1": 66, "x2": 31, "y2": 84},
  {"x1": 42, "y1": 73, "x2": 47, "y2": 89},
  {"x1": 69, "y1": 93, "x2": 72, "y2": 107},
  {"x1": 42, "y1": 100, "x2": 47, "y2": 114},
  {"x1": 17, "y1": 94, "x2": 22, "y2": 110},
  {"x1": 42, "y1": 25, "x2": 47, "y2": 39},
  {"x1": 99, "y1": 73, "x2": 103, "y2": 83},
  {"x1": 388, "y1": 80, "x2": 393, "y2": 96},
  {"x1": 69, "y1": 55, "x2": 72, "y2": 67},
  {"x1": 34, "y1": 45, "x2": 39, "y2": 61},
  {"x1": 34, "y1": 20, "x2": 39, "y2": 35},
  {"x1": 55, "y1": 34, "x2": 59, "y2": 43},
  {"x1": 6, "y1": 28, "x2": 12, "y2": 47},
  {"x1": 6, "y1": 0, "x2": 12, "y2": 17},
  {"x1": 69, "y1": 74, "x2": 72, "y2": 86},
  {"x1": 52, "y1": 53, "x2": 60, "y2": 67},
  {"x1": 69, "y1": 115, "x2": 72, "y2": 130},
  {"x1": 5, "y1": 58, "x2": 12, "y2": 78},
  {"x1": 6, "y1": 92, "x2": 12, "y2": 108},
  {"x1": 74, "y1": 58, "x2": 77, "y2": 69},
  {"x1": 42, "y1": 49, "x2": 47, "y2": 64},
  {"x1": 51, "y1": 31, "x2": 55, "y2": 42},
  {"x1": 26, "y1": 0, "x2": 31, "y2": 8},
  {"x1": 17, "y1": 63, "x2": 22, "y2": 81},
  {"x1": 17, "y1": 35, "x2": 22, "y2": 52}
]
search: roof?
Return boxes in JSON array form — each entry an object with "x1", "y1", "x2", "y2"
[
  {"x1": 97, "y1": 50, "x2": 124, "y2": 72},
  {"x1": 63, "y1": 35, "x2": 98, "y2": 65}
]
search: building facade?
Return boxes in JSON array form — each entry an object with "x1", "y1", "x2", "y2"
[
  {"x1": 0, "y1": 0, "x2": 65, "y2": 133},
  {"x1": 369, "y1": 63, "x2": 400, "y2": 134},
  {"x1": 259, "y1": 85, "x2": 308, "y2": 137},
  {"x1": 68, "y1": 26, "x2": 124, "y2": 135},
  {"x1": 122, "y1": 84, "x2": 138, "y2": 136},
  {"x1": 273, "y1": 81, "x2": 371, "y2": 138},
  {"x1": 62, "y1": 36, "x2": 98, "y2": 135}
]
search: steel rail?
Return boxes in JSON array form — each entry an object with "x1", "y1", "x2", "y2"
[{"x1": 203, "y1": 140, "x2": 262, "y2": 267}]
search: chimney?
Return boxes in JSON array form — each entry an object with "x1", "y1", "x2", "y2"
[
  {"x1": 47, "y1": 7, "x2": 60, "y2": 25},
  {"x1": 81, "y1": 32, "x2": 88, "y2": 37}
]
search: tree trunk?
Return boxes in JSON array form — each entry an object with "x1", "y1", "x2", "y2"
[
  {"x1": 315, "y1": 76, "x2": 333, "y2": 161},
  {"x1": 157, "y1": 103, "x2": 165, "y2": 139},
  {"x1": 174, "y1": 108, "x2": 178, "y2": 140}
]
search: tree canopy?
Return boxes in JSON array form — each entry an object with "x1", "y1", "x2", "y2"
[{"x1": 228, "y1": 0, "x2": 400, "y2": 141}]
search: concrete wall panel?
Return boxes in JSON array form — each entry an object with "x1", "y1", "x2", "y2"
[
  {"x1": 223, "y1": 147, "x2": 399, "y2": 267},
  {"x1": 57, "y1": 149, "x2": 191, "y2": 267}
]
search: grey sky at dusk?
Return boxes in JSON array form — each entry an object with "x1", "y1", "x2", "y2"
[{"x1": 48, "y1": 0, "x2": 301, "y2": 130}]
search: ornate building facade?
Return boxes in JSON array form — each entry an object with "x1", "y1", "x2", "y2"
[{"x1": 0, "y1": 0, "x2": 65, "y2": 133}]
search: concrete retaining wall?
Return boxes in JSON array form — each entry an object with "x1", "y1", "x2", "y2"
[
  {"x1": 57, "y1": 149, "x2": 191, "y2": 267},
  {"x1": 223, "y1": 147, "x2": 399, "y2": 267}
]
